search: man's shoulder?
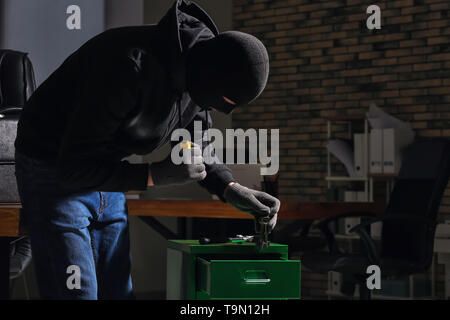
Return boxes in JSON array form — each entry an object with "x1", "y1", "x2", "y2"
[
  {"x1": 95, "y1": 25, "x2": 158, "y2": 47},
  {"x1": 101, "y1": 25, "x2": 157, "y2": 36},
  {"x1": 69, "y1": 25, "x2": 160, "y2": 80},
  {"x1": 76, "y1": 25, "x2": 158, "y2": 60}
]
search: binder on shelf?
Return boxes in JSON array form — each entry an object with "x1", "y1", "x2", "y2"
[
  {"x1": 371, "y1": 221, "x2": 383, "y2": 239},
  {"x1": 356, "y1": 191, "x2": 367, "y2": 202},
  {"x1": 370, "y1": 129, "x2": 383, "y2": 174},
  {"x1": 382, "y1": 128, "x2": 412, "y2": 174},
  {"x1": 353, "y1": 134, "x2": 367, "y2": 177},
  {"x1": 344, "y1": 191, "x2": 356, "y2": 202},
  {"x1": 329, "y1": 271, "x2": 343, "y2": 293},
  {"x1": 383, "y1": 128, "x2": 396, "y2": 174}
]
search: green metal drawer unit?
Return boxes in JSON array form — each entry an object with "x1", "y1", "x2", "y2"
[{"x1": 166, "y1": 240, "x2": 301, "y2": 300}]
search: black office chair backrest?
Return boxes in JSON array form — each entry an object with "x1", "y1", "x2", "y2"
[
  {"x1": 0, "y1": 49, "x2": 36, "y2": 111},
  {"x1": 381, "y1": 138, "x2": 450, "y2": 267},
  {"x1": 0, "y1": 49, "x2": 36, "y2": 203}
]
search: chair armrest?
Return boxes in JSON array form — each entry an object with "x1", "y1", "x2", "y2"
[
  {"x1": 349, "y1": 215, "x2": 437, "y2": 233},
  {"x1": 316, "y1": 222, "x2": 340, "y2": 254},
  {"x1": 315, "y1": 217, "x2": 377, "y2": 257},
  {"x1": 314, "y1": 211, "x2": 378, "y2": 229},
  {"x1": 310, "y1": 211, "x2": 379, "y2": 254},
  {"x1": 352, "y1": 227, "x2": 379, "y2": 265}
]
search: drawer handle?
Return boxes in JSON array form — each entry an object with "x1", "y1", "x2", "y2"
[
  {"x1": 243, "y1": 270, "x2": 271, "y2": 284},
  {"x1": 244, "y1": 278, "x2": 271, "y2": 284}
]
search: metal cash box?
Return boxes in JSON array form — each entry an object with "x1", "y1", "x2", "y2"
[{"x1": 166, "y1": 240, "x2": 301, "y2": 300}]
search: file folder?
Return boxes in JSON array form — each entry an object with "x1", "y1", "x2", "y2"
[
  {"x1": 370, "y1": 129, "x2": 383, "y2": 174},
  {"x1": 354, "y1": 133, "x2": 367, "y2": 177},
  {"x1": 329, "y1": 271, "x2": 343, "y2": 293},
  {"x1": 356, "y1": 191, "x2": 367, "y2": 202},
  {"x1": 383, "y1": 128, "x2": 412, "y2": 174}
]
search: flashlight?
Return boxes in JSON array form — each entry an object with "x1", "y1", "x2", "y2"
[{"x1": 180, "y1": 140, "x2": 192, "y2": 150}]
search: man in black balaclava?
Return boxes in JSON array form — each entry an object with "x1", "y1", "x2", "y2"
[
  {"x1": 187, "y1": 30, "x2": 270, "y2": 114},
  {"x1": 14, "y1": 0, "x2": 279, "y2": 300}
]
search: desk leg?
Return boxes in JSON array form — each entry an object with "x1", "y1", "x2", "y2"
[
  {"x1": 177, "y1": 218, "x2": 186, "y2": 239},
  {"x1": 139, "y1": 217, "x2": 179, "y2": 240},
  {"x1": 0, "y1": 237, "x2": 10, "y2": 300}
]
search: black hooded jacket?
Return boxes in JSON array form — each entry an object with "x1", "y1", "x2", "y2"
[{"x1": 14, "y1": 0, "x2": 234, "y2": 198}]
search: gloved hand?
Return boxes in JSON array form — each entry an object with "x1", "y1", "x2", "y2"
[
  {"x1": 150, "y1": 142, "x2": 206, "y2": 186},
  {"x1": 223, "y1": 182, "x2": 280, "y2": 233}
]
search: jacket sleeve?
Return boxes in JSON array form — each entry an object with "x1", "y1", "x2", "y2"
[
  {"x1": 56, "y1": 52, "x2": 149, "y2": 192},
  {"x1": 179, "y1": 109, "x2": 235, "y2": 201}
]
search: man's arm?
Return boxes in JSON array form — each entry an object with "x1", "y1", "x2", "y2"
[
  {"x1": 57, "y1": 52, "x2": 150, "y2": 192},
  {"x1": 180, "y1": 109, "x2": 235, "y2": 201},
  {"x1": 182, "y1": 108, "x2": 279, "y2": 233}
]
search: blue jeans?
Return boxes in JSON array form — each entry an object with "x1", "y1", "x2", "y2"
[{"x1": 14, "y1": 150, "x2": 134, "y2": 300}]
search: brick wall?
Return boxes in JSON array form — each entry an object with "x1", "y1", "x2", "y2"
[
  {"x1": 232, "y1": 0, "x2": 450, "y2": 209},
  {"x1": 231, "y1": 0, "x2": 450, "y2": 299}
]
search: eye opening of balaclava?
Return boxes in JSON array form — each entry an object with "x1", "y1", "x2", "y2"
[{"x1": 186, "y1": 31, "x2": 269, "y2": 114}]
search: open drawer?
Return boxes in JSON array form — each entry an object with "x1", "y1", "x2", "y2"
[{"x1": 196, "y1": 255, "x2": 301, "y2": 300}]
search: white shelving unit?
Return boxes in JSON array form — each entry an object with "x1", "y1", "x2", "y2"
[
  {"x1": 326, "y1": 115, "x2": 371, "y2": 201},
  {"x1": 325, "y1": 115, "x2": 398, "y2": 202}
]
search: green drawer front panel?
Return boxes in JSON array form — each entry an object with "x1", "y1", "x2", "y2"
[{"x1": 196, "y1": 258, "x2": 301, "y2": 299}]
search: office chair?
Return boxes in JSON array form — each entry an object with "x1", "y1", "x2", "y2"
[
  {"x1": 0, "y1": 49, "x2": 36, "y2": 297},
  {"x1": 302, "y1": 138, "x2": 450, "y2": 300}
]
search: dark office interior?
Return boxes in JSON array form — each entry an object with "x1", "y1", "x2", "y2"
[{"x1": 0, "y1": 0, "x2": 450, "y2": 301}]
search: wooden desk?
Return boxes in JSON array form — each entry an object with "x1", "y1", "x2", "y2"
[
  {"x1": 0, "y1": 200, "x2": 386, "y2": 237},
  {"x1": 0, "y1": 199, "x2": 385, "y2": 299}
]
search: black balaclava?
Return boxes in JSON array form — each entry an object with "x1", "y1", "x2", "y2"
[{"x1": 186, "y1": 31, "x2": 269, "y2": 114}]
